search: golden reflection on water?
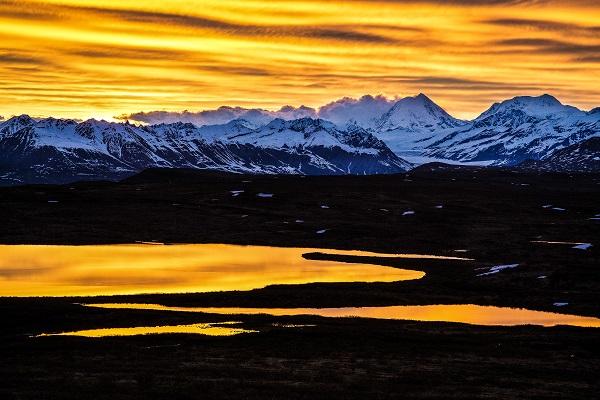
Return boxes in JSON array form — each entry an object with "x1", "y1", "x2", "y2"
[
  {"x1": 86, "y1": 303, "x2": 600, "y2": 328},
  {"x1": 0, "y1": 244, "x2": 442, "y2": 297},
  {"x1": 36, "y1": 322, "x2": 254, "y2": 337}
]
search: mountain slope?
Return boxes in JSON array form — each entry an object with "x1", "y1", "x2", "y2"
[
  {"x1": 0, "y1": 116, "x2": 410, "y2": 185},
  {"x1": 520, "y1": 137, "x2": 600, "y2": 172},
  {"x1": 425, "y1": 95, "x2": 600, "y2": 165},
  {"x1": 370, "y1": 94, "x2": 467, "y2": 157}
]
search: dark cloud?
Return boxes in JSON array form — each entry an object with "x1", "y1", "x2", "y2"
[
  {"x1": 196, "y1": 65, "x2": 274, "y2": 77},
  {"x1": 289, "y1": 28, "x2": 398, "y2": 43},
  {"x1": 50, "y1": 4, "x2": 400, "y2": 44},
  {"x1": 496, "y1": 38, "x2": 600, "y2": 60},
  {"x1": 576, "y1": 56, "x2": 600, "y2": 63},
  {"x1": 69, "y1": 47, "x2": 185, "y2": 61},
  {"x1": 0, "y1": 0, "x2": 60, "y2": 20},
  {"x1": 0, "y1": 1, "x2": 404, "y2": 44},
  {"x1": 401, "y1": 76, "x2": 545, "y2": 91},
  {"x1": 0, "y1": 52, "x2": 43, "y2": 65},
  {"x1": 485, "y1": 18, "x2": 600, "y2": 36},
  {"x1": 299, "y1": 73, "x2": 547, "y2": 91}
]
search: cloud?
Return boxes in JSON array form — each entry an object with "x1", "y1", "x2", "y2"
[
  {"x1": 68, "y1": 47, "x2": 186, "y2": 61},
  {"x1": 196, "y1": 65, "x2": 275, "y2": 77},
  {"x1": 485, "y1": 18, "x2": 600, "y2": 37},
  {"x1": 24, "y1": 3, "x2": 400, "y2": 44},
  {"x1": 119, "y1": 105, "x2": 317, "y2": 126},
  {"x1": 496, "y1": 38, "x2": 600, "y2": 60},
  {"x1": 299, "y1": 74, "x2": 548, "y2": 91},
  {"x1": 121, "y1": 95, "x2": 399, "y2": 127},
  {"x1": 577, "y1": 56, "x2": 600, "y2": 63},
  {"x1": 318, "y1": 95, "x2": 398, "y2": 126},
  {"x1": 0, "y1": 0, "x2": 60, "y2": 20},
  {"x1": 397, "y1": 76, "x2": 546, "y2": 91},
  {"x1": 1, "y1": 0, "x2": 599, "y2": 120},
  {"x1": 0, "y1": 51, "x2": 44, "y2": 65}
]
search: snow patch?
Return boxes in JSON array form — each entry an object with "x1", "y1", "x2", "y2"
[
  {"x1": 477, "y1": 264, "x2": 519, "y2": 276},
  {"x1": 572, "y1": 243, "x2": 592, "y2": 250}
]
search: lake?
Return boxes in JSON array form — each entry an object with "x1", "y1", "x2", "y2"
[
  {"x1": 0, "y1": 244, "x2": 442, "y2": 296},
  {"x1": 84, "y1": 303, "x2": 600, "y2": 329}
]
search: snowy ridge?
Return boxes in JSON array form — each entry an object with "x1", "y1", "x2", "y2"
[
  {"x1": 370, "y1": 94, "x2": 468, "y2": 157},
  {"x1": 119, "y1": 93, "x2": 599, "y2": 168},
  {"x1": 1, "y1": 93, "x2": 599, "y2": 184},
  {"x1": 0, "y1": 115, "x2": 410, "y2": 185},
  {"x1": 376, "y1": 94, "x2": 466, "y2": 132},
  {"x1": 520, "y1": 137, "x2": 600, "y2": 172},
  {"x1": 423, "y1": 95, "x2": 600, "y2": 165}
]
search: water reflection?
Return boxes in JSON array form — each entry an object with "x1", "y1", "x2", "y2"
[
  {"x1": 0, "y1": 244, "x2": 454, "y2": 296},
  {"x1": 86, "y1": 303, "x2": 600, "y2": 328},
  {"x1": 35, "y1": 322, "x2": 254, "y2": 337}
]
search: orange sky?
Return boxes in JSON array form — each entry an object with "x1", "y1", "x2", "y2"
[{"x1": 0, "y1": 0, "x2": 599, "y2": 120}]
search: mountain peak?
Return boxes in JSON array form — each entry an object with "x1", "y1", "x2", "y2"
[
  {"x1": 477, "y1": 94, "x2": 581, "y2": 120},
  {"x1": 512, "y1": 94, "x2": 562, "y2": 108},
  {"x1": 415, "y1": 93, "x2": 433, "y2": 102},
  {"x1": 288, "y1": 117, "x2": 335, "y2": 133},
  {"x1": 377, "y1": 94, "x2": 464, "y2": 132},
  {"x1": 588, "y1": 107, "x2": 600, "y2": 115},
  {"x1": 1, "y1": 114, "x2": 36, "y2": 133},
  {"x1": 6, "y1": 114, "x2": 35, "y2": 125},
  {"x1": 538, "y1": 93, "x2": 561, "y2": 103}
]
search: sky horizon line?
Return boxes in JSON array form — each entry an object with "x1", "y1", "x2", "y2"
[{"x1": 1, "y1": 92, "x2": 598, "y2": 125}]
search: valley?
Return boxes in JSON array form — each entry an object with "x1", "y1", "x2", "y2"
[{"x1": 0, "y1": 168, "x2": 599, "y2": 398}]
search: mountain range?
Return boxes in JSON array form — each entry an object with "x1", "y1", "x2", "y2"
[
  {"x1": 0, "y1": 115, "x2": 409, "y2": 185},
  {"x1": 1, "y1": 93, "x2": 599, "y2": 185}
]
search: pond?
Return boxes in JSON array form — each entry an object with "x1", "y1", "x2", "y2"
[
  {"x1": 84, "y1": 303, "x2": 600, "y2": 328},
  {"x1": 35, "y1": 321, "x2": 255, "y2": 337},
  {"x1": 0, "y1": 244, "x2": 450, "y2": 296}
]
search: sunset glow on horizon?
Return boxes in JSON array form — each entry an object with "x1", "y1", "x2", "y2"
[{"x1": 1, "y1": 0, "x2": 599, "y2": 121}]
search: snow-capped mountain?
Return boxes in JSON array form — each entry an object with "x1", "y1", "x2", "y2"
[
  {"x1": 425, "y1": 95, "x2": 600, "y2": 165},
  {"x1": 376, "y1": 94, "x2": 466, "y2": 132},
  {"x1": 520, "y1": 137, "x2": 600, "y2": 172},
  {"x1": 2, "y1": 93, "x2": 599, "y2": 184},
  {"x1": 370, "y1": 94, "x2": 468, "y2": 157},
  {"x1": 0, "y1": 115, "x2": 410, "y2": 185},
  {"x1": 118, "y1": 94, "x2": 599, "y2": 169},
  {"x1": 122, "y1": 94, "x2": 467, "y2": 159}
]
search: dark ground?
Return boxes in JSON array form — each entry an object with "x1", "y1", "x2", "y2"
[{"x1": 0, "y1": 166, "x2": 599, "y2": 399}]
